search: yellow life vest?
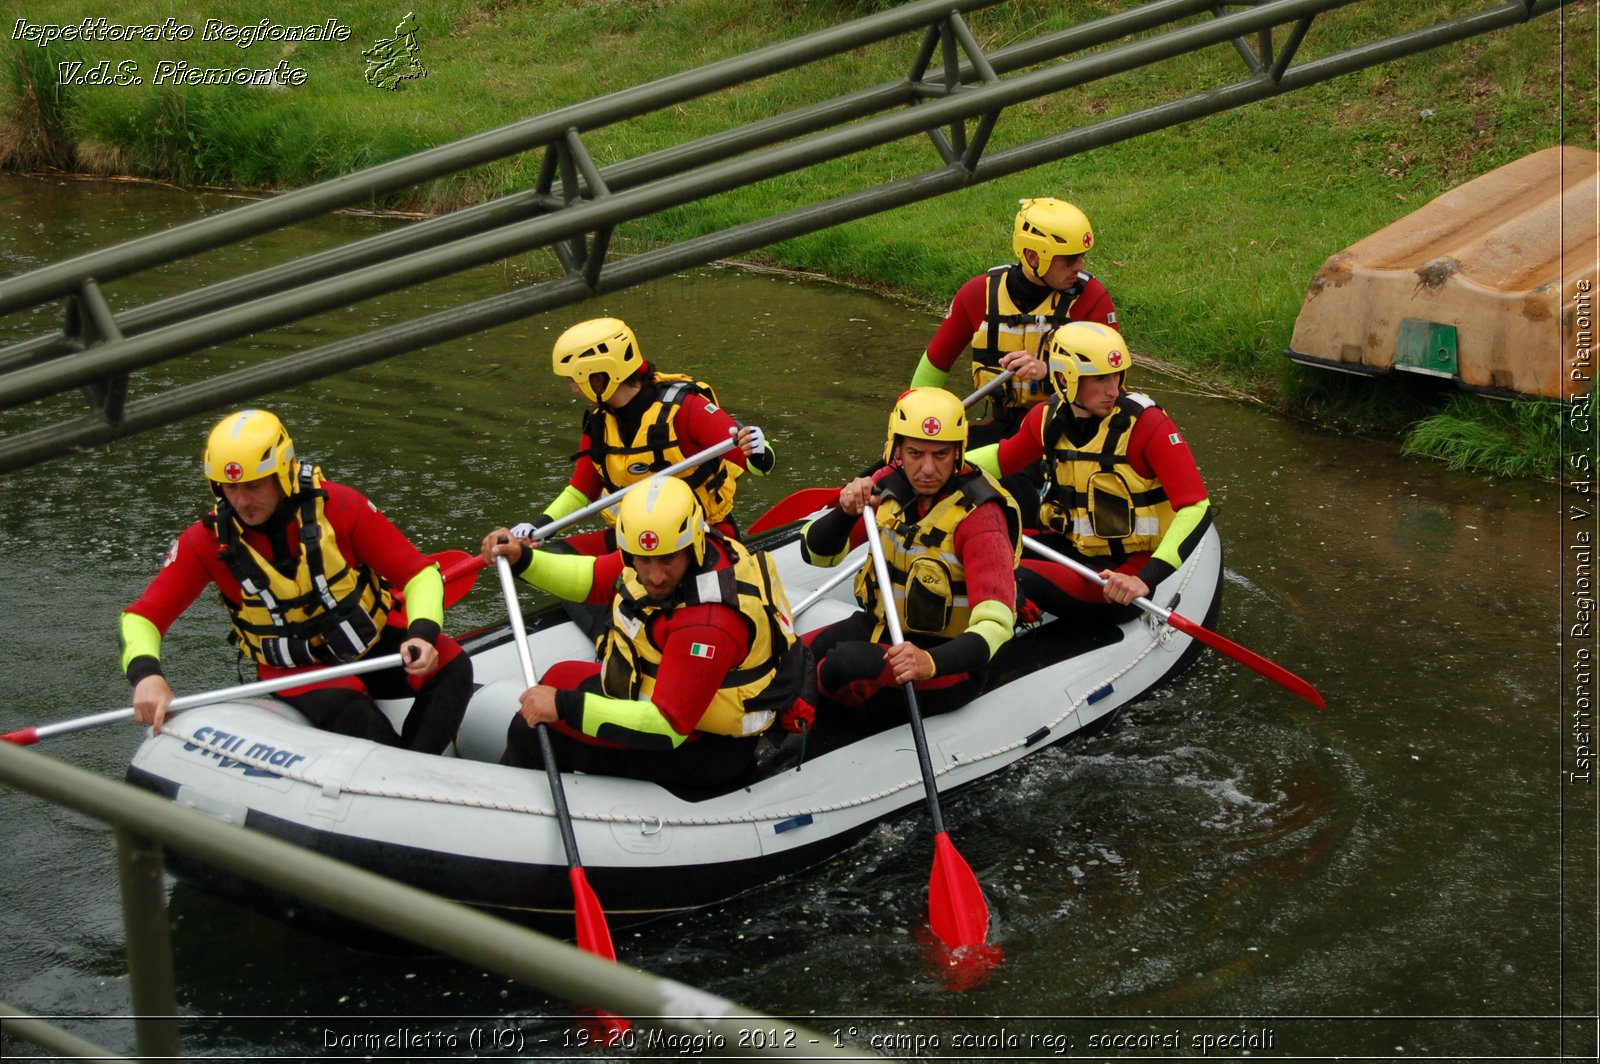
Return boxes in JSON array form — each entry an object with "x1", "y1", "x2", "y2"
[
  {"x1": 969, "y1": 264, "x2": 1088, "y2": 411},
  {"x1": 1038, "y1": 393, "x2": 1174, "y2": 560},
  {"x1": 209, "y1": 465, "x2": 394, "y2": 668},
  {"x1": 853, "y1": 467, "x2": 1022, "y2": 642},
  {"x1": 599, "y1": 534, "x2": 810, "y2": 737},
  {"x1": 584, "y1": 373, "x2": 742, "y2": 525}
]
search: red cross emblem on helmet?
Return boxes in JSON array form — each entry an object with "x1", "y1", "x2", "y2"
[
  {"x1": 1082, "y1": 232, "x2": 1094, "y2": 250},
  {"x1": 637, "y1": 530, "x2": 660, "y2": 552},
  {"x1": 921, "y1": 416, "x2": 942, "y2": 437},
  {"x1": 223, "y1": 462, "x2": 244, "y2": 482},
  {"x1": 1107, "y1": 350, "x2": 1124, "y2": 368}
]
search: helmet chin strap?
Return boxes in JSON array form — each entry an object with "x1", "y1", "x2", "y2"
[
  {"x1": 260, "y1": 496, "x2": 297, "y2": 532},
  {"x1": 604, "y1": 376, "x2": 643, "y2": 407}
]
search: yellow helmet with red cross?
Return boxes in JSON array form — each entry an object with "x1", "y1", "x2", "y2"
[
  {"x1": 1047, "y1": 321, "x2": 1131, "y2": 404},
  {"x1": 203, "y1": 409, "x2": 297, "y2": 496},
  {"x1": 1013, "y1": 197, "x2": 1094, "y2": 276},
  {"x1": 615, "y1": 475, "x2": 707, "y2": 565},
  {"x1": 883, "y1": 387, "x2": 968, "y2": 464}
]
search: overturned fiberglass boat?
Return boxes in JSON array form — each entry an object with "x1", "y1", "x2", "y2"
[{"x1": 124, "y1": 519, "x2": 1223, "y2": 931}]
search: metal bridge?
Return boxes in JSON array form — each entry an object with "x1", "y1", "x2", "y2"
[{"x1": 0, "y1": 0, "x2": 1575, "y2": 476}]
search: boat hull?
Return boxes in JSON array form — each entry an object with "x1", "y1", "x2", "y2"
[{"x1": 126, "y1": 523, "x2": 1224, "y2": 930}]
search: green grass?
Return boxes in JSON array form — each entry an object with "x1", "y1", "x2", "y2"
[
  {"x1": 2, "y1": 0, "x2": 1593, "y2": 478},
  {"x1": 1, "y1": 38, "x2": 75, "y2": 170},
  {"x1": 1403, "y1": 394, "x2": 1568, "y2": 478}
]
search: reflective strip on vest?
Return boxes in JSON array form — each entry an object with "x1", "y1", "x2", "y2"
[{"x1": 1068, "y1": 515, "x2": 1165, "y2": 539}]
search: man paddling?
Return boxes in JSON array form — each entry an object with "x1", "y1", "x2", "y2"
[
  {"x1": 483, "y1": 475, "x2": 815, "y2": 789},
  {"x1": 909, "y1": 197, "x2": 1120, "y2": 526},
  {"x1": 799, "y1": 387, "x2": 1021, "y2": 729},
  {"x1": 967, "y1": 322, "x2": 1212, "y2": 622},
  {"x1": 911, "y1": 198, "x2": 1120, "y2": 437},
  {"x1": 515, "y1": 316, "x2": 774, "y2": 554},
  {"x1": 122, "y1": 409, "x2": 472, "y2": 752}
]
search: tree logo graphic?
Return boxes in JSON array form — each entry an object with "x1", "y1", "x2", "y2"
[{"x1": 364, "y1": 12, "x2": 426, "y2": 91}]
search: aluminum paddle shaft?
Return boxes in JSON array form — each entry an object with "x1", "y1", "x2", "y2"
[
  {"x1": 5, "y1": 550, "x2": 489, "y2": 746},
  {"x1": 961, "y1": 368, "x2": 1014, "y2": 409},
  {"x1": 3, "y1": 652, "x2": 407, "y2": 745},
  {"x1": 1020, "y1": 535, "x2": 1325, "y2": 708},
  {"x1": 790, "y1": 554, "x2": 864, "y2": 619},
  {"x1": 533, "y1": 437, "x2": 737, "y2": 542}
]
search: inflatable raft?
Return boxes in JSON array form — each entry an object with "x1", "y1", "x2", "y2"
[{"x1": 125, "y1": 521, "x2": 1223, "y2": 930}]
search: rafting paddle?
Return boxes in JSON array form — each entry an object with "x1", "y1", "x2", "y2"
[
  {"x1": 3, "y1": 550, "x2": 489, "y2": 745},
  {"x1": 411, "y1": 549, "x2": 491, "y2": 608},
  {"x1": 493, "y1": 555, "x2": 627, "y2": 1021},
  {"x1": 861, "y1": 505, "x2": 991, "y2": 950},
  {"x1": 1021, "y1": 535, "x2": 1325, "y2": 708},
  {"x1": 4, "y1": 652, "x2": 421, "y2": 745},
  {"x1": 520, "y1": 437, "x2": 739, "y2": 544},
  {"x1": 961, "y1": 368, "x2": 1015, "y2": 409},
  {"x1": 747, "y1": 487, "x2": 840, "y2": 535},
  {"x1": 789, "y1": 552, "x2": 868, "y2": 620}
]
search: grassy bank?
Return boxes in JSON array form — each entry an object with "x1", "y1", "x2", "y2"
[{"x1": 3, "y1": 0, "x2": 1594, "y2": 477}]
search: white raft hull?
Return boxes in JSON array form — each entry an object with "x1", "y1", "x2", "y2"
[{"x1": 126, "y1": 523, "x2": 1223, "y2": 928}]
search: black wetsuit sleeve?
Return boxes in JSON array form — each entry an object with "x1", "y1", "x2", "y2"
[
  {"x1": 800, "y1": 503, "x2": 853, "y2": 564},
  {"x1": 927, "y1": 631, "x2": 989, "y2": 678}
]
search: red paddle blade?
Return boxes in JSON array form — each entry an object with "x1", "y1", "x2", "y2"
[
  {"x1": 576, "y1": 1007, "x2": 632, "y2": 1043},
  {"x1": 929, "y1": 832, "x2": 989, "y2": 950},
  {"x1": 569, "y1": 867, "x2": 619, "y2": 963},
  {"x1": 568, "y1": 867, "x2": 629, "y2": 1034},
  {"x1": 436, "y1": 551, "x2": 487, "y2": 608},
  {"x1": 925, "y1": 934, "x2": 1005, "y2": 992},
  {"x1": 748, "y1": 487, "x2": 839, "y2": 535},
  {"x1": 1162, "y1": 611, "x2": 1326, "y2": 709}
]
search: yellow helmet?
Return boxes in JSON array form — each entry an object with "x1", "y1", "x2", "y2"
[
  {"x1": 884, "y1": 387, "x2": 968, "y2": 464},
  {"x1": 615, "y1": 475, "x2": 706, "y2": 565},
  {"x1": 1047, "y1": 321, "x2": 1131, "y2": 404},
  {"x1": 551, "y1": 317, "x2": 643, "y2": 404},
  {"x1": 203, "y1": 409, "x2": 297, "y2": 495},
  {"x1": 1013, "y1": 197, "x2": 1094, "y2": 276}
]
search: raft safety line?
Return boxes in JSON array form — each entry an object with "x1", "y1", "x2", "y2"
[{"x1": 159, "y1": 541, "x2": 1207, "y2": 829}]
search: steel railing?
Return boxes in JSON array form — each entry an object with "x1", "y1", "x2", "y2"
[
  {"x1": 0, "y1": 739, "x2": 875, "y2": 1060},
  {"x1": 0, "y1": 0, "x2": 1574, "y2": 476}
]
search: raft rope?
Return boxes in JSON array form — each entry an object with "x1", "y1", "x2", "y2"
[{"x1": 159, "y1": 540, "x2": 1206, "y2": 829}]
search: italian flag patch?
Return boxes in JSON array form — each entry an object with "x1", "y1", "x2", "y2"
[
  {"x1": 1168, "y1": 432, "x2": 1183, "y2": 445},
  {"x1": 690, "y1": 642, "x2": 716, "y2": 660}
]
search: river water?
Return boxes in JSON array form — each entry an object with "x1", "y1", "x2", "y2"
[{"x1": 0, "y1": 174, "x2": 1591, "y2": 1061}]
